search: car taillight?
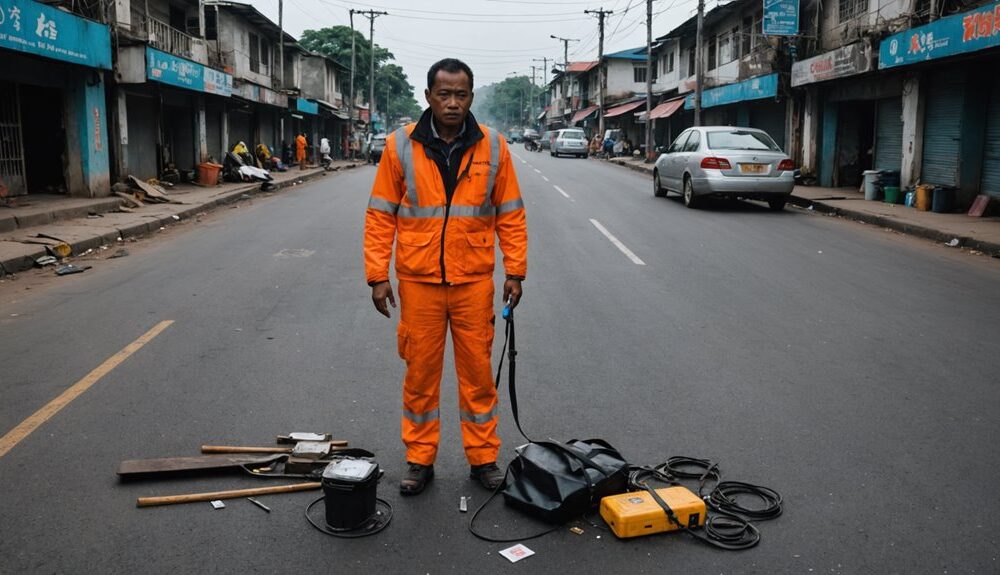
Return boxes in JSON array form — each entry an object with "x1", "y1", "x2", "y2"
[
  {"x1": 700, "y1": 157, "x2": 732, "y2": 170},
  {"x1": 777, "y1": 159, "x2": 794, "y2": 171}
]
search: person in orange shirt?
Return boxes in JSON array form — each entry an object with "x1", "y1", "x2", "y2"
[
  {"x1": 364, "y1": 59, "x2": 527, "y2": 495},
  {"x1": 295, "y1": 133, "x2": 307, "y2": 169}
]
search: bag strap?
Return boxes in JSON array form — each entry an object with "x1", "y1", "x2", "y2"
[
  {"x1": 468, "y1": 463, "x2": 560, "y2": 542},
  {"x1": 494, "y1": 303, "x2": 531, "y2": 441}
]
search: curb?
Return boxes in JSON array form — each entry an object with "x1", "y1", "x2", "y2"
[
  {"x1": 606, "y1": 158, "x2": 655, "y2": 176},
  {"x1": 788, "y1": 195, "x2": 1000, "y2": 257},
  {"x1": 0, "y1": 166, "x2": 352, "y2": 277}
]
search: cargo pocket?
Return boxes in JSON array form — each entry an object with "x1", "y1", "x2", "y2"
[
  {"x1": 397, "y1": 322, "x2": 411, "y2": 362},
  {"x1": 395, "y1": 231, "x2": 437, "y2": 276},
  {"x1": 462, "y1": 231, "x2": 495, "y2": 275}
]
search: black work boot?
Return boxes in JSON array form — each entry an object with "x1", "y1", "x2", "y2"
[
  {"x1": 470, "y1": 462, "x2": 504, "y2": 491},
  {"x1": 400, "y1": 462, "x2": 434, "y2": 496}
]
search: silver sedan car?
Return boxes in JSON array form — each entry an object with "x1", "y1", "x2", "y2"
[{"x1": 653, "y1": 126, "x2": 795, "y2": 210}]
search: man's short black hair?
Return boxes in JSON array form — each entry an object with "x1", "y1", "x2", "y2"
[{"x1": 427, "y1": 58, "x2": 474, "y2": 91}]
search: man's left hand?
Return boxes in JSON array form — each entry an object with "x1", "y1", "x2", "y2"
[{"x1": 502, "y1": 278, "x2": 522, "y2": 310}]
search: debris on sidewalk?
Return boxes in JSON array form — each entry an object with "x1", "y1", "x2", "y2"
[
  {"x1": 55, "y1": 264, "x2": 91, "y2": 276},
  {"x1": 34, "y1": 255, "x2": 57, "y2": 267},
  {"x1": 946, "y1": 238, "x2": 961, "y2": 247},
  {"x1": 48, "y1": 242, "x2": 72, "y2": 258},
  {"x1": 108, "y1": 249, "x2": 129, "y2": 259}
]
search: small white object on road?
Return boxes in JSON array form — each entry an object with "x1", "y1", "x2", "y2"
[
  {"x1": 499, "y1": 544, "x2": 535, "y2": 563},
  {"x1": 210, "y1": 500, "x2": 225, "y2": 509},
  {"x1": 459, "y1": 496, "x2": 468, "y2": 513},
  {"x1": 590, "y1": 219, "x2": 646, "y2": 266}
]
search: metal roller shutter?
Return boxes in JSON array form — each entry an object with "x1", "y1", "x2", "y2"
[
  {"x1": 874, "y1": 97, "x2": 903, "y2": 172},
  {"x1": 750, "y1": 101, "x2": 786, "y2": 151},
  {"x1": 981, "y1": 78, "x2": 1000, "y2": 199},
  {"x1": 921, "y1": 70, "x2": 965, "y2": 187}
]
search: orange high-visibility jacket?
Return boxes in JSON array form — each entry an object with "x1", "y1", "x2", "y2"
[{"x1": 364, "y1": 123, "x2": 527, "y2": 285}]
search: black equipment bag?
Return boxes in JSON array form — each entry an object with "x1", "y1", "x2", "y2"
[
  {"x1": 481, "y1": 303, "x2": 628, "y2": 527},
  {"x1": 501, "y1": 438, "x2": 628, "y2": 524}
]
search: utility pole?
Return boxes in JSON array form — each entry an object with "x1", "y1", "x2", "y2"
[
  {"x1": 278, "y1": 0, "x2": 284, "y2": 144},
  {"x1": 530, "y1": 65, "x2": 539, "y2": 127},
  {"x1": 550, "y1": 35, "x2": 578, "y2": 123},
  {"x1": 694, "y1": 0, "x2": 704, "y2": 126},
  {"x1": 358, "y1": 10, "x2": 388, "y2": 138},
  {"x1": 585, "y1": 8, "x2": 613, "y2": 137},
  {"x1": 349, "y1": 9, "x2": 357, "y2": 158},
  {"x1": 645, "y1": 0, "x2": 653, "y2": 160},
  {"x1": 532, "y1": 57, "x2": 550, "y2": 126}
]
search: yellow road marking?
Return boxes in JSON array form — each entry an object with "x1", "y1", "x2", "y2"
[{"x1": 0, "y1": 320, "x2": 174, "y2": 459}]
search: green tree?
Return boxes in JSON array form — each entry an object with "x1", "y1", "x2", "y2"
[
  {"x1": 299, "y1": 26, "x2": 420, "y2": 125},
  {"x1": 477, "y1": 76, "x2": 543, "y2": 131}
]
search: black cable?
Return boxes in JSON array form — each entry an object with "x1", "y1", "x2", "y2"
[
  {"x1": 707, "y1": 481, "x2": 783, "y2": 521},
  {"x1": 305, "y1": 497, "x2": 393, "y2": 538}
]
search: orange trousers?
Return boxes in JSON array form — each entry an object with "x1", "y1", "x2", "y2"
[{"x1": 397, "y1": 278, "x2": 499, "y2": 466}]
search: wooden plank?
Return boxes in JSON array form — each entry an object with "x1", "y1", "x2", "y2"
[{"x1": 136, "y1": 482, "x2": 321, "y2": 508}]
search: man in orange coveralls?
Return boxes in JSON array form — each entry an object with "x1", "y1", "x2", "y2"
[
  {"x1": 364, "y1": 59, "x2": 527, "y2": 495},
  {"x1": 295, "y1": 133, "x2": 307, "y2": 169}
]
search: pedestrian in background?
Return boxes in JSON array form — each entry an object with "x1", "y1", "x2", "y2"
[
  {"x1": 295, "y1": 133, "x2": 307, "y2": 169},
  {"x1": 364, "y1": 58, "x2": 528, "y2": 496}
]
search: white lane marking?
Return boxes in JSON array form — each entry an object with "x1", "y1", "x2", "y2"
[
  {"x1": 552, "y1": 185, "x2": 571, "y2": 199},
  {"x1": 533, "y1": 168, "x2": 541, "y2": 173},
  {"x1": 541, "y1": 176, "x2": 549, "y2": 182},
  {"x1": 589, "y1": 219, "x2": 646, "y2": 266}
]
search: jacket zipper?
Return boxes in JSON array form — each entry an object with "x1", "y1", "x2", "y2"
[{"x1": 438, "y1": 144, "x2": 476, "y2": 285}]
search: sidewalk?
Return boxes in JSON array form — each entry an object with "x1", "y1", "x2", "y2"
[
  {"x1": 0, "y1": 160, "x2": 361, "y2": 275},
  {"x1": 606, "y1": 156, "x2": 1000, "y2": 257}
]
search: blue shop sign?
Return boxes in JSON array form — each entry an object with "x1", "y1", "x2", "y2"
[
  {"x1": 0, "y1": 0, "x2": 111, "y2": 69},
  {"x1": 880, "y1": 0, "x2": 1000, "y2": 68},
  {"x1": 763, "y1": 0, "x2": 799, "y2": 36},
  {"x1": 684, "y1": 73, "x2": 779, "y2": 109},
  {"x1": 294, "y1": 98, "x2": 319, "y2": 115},
  {"x1": 146, "y1": 46, "x2": 232, "y2": 96}
]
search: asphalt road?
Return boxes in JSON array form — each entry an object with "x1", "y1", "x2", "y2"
[{"x1": 1, "y1": 150, "x2": 998, "y2": 574}]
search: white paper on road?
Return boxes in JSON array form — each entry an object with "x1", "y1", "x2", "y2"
[
  {"x1": 499, "y1": 544, "x2": 535, "y2": 563},
  {"x1": 590, "y1": 219, "x2": 646, "y2": 266}
]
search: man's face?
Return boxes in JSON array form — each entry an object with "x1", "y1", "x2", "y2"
[{"x1": 425, "y1": 69, "x2": 473, "y2": 131}]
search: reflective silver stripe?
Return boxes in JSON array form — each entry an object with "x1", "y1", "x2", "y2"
[
  {"x1": 495, "y1": 198, "x2": 524, "y2": 215},
  {"x1": 449, "y1": 204, "x2": 497, "y2": 217},
  {"x1": 398, "y1": 205, "x2": 445, "y2": 218},
  {"x1": 395, "y1": 127, "x2": 419, "y2": 208},
  {"x1": 484, "y1": 128, "x2": 501, "y2": 207},
  {"x1": 403, "y1": 408, "x2": 440, "y2": 425},
  {"x1": 460, "y1": 404, "x2": 498, "y2": 425},
  {"x1": 368, "y1": 197, "x2": 399, "y2": 214}
]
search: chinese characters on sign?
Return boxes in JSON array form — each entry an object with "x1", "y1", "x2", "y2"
[
  {"x1": 0, "y1": 0, "x2": 111, "y2": 69},
  {"x1": 879, "y1": 0, "x2": 1000, "y2": 68},
  {"x1": 763, "y1": 0, "x2": 799, "y2": 36}
]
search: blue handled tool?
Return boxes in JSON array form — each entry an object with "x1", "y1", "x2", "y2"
[{"x1": 502, "y1": 297, "x2": 513, "y2": 320}]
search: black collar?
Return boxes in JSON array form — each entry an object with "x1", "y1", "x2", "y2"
[{"x1": 410, "y1": 108, "x2": 483, "y2": 148}]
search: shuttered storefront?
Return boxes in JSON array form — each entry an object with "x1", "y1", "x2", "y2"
[
  {"x1": 921, "y1": 70, "x2": 965, "y2": 187},
  {"x1": 750, "y1": 101, "x2": 786, "y2": 151},
  {"x1": 0, "y1": 80, "x2": 25, "y2": 196},
  {"x1": 874, "y1": 97, "x2": 903, "y2": 172},
  {"x1": 981, "y1": 77, "x2": 1000, "y2": 199}
]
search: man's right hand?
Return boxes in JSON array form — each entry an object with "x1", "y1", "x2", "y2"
[{"x1": 371, "y1": 281, "x2": 396, "y2": 318}]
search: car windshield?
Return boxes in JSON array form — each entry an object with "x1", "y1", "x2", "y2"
[
  {"x1": 707, "y1": 130, "x2": 780, "y2": 151},
  {"x1": 561, "y1": 131, "x2": 586, "y2": 140}
]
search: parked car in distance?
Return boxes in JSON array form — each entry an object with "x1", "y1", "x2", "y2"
[
  {"x1": 551, "y1": 128, "x2": 589, "y2": 158},
  {"x1": 653, "y1": 126, "x2": 795, "y2": 210},
  {"x1": 539, "y1": 130, "x2": 556, "y2": 151},
  {"x1": 507, "y1": 129, "x2": 523, "y2": 143},
  {"x1": 365, "y1": 133, "x2": 387, "y2": 163}
]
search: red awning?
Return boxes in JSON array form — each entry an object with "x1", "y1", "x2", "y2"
[
  {"x1": 604, "y1": 100, "x2": 645, "y2": 118},
  {"x1": 647, "y1": 99, "x2": 685, "y2": 120},
  {"x1": 571, "y1": 105, "x2": 599, "y2": 124}
]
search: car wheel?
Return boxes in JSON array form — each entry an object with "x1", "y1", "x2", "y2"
[
  {"x1": 653, "y1": 170, "x2": 666, "y2": 198},
  {"x1": 767, "y1": 195, "x2": 788, "y2": 211},
  {"x1": 683, "y1": 176, "x2": 699, "y2": 208}
]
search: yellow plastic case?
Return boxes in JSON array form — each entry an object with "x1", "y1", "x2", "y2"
[{"x1": 599, "y1": 486, "x2": 706, "y2": 539}]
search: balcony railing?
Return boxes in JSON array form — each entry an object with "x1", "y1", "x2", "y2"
[{"x1": 127, "y1": 8, "x2": 194, "y2": 58}]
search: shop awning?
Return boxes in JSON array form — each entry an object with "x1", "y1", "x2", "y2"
[
  {"x1": 536, "y1": 109, "x2": 548, "y2": 121},
  {"x1": 604, "y1": 100, "x2": 645, "y2": 118},
  {"x1": 647, "y1": 99, "x2": 685, "y2": 120},
  {"x1": 571, "y1": 105, "x2": 599, "y2": 124}
]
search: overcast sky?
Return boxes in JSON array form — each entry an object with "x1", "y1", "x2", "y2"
[{"x1": 255, "y1": 0, "x2": 700, "y2": 105}]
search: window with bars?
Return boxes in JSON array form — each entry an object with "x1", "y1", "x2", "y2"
[
  {"x1": 708, "y1": 39, "x2": 717, "y2": 70},
  {"x1": 718, "y1": 32, "x2": 732, "y2": 66},
  {"x1": 839, "y1": 0, "x2": 868, "y2": 22},
  {"x1": 666, "y1": 51, "x2": 675, "y2": 73},
  {"x1": 633, "y1": 65, "x2": 647, "y2": 83},
  {"x1": 687, "y1": 47, "x2": 696, "y2": 76},
  {"x1": 249, "y1": 32, "x2": 260, "y2": 73}
]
